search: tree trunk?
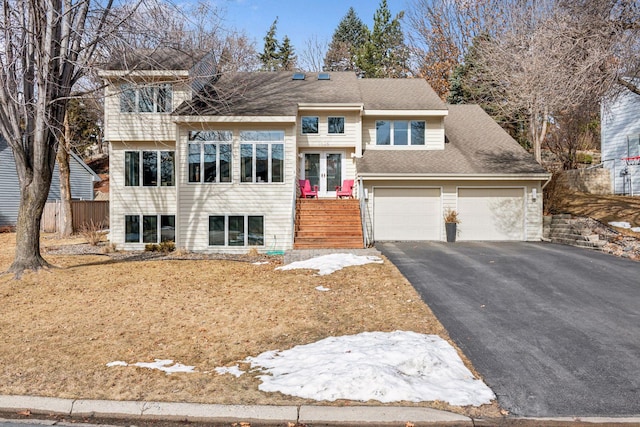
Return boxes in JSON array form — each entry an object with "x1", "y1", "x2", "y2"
[
  {"x1": 57, "y1": 112, "x2": 74, "y2": 237},
  {"x1": 8, "y1": 182, "x2": 53, "y2": 277}
]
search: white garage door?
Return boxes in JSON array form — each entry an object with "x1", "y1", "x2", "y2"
[
  {"x1": 374, "y1": 188, "x2": 441, "y2": 241},
  {"x1": 458, "y1": 188, "x2": 525, "y2": 241}
]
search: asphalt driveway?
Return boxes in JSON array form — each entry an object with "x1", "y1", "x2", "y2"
[{"x1": 377, "y1": 241, "x2": 640, "y2": 417}]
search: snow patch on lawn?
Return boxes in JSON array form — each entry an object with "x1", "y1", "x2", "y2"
[
  {"x1": 276, "y1": 254, "x2": 383, "y2": 275},
  {"x1": 216, "y1": 331, "x2": 495, "y2": 407},
  {"x1": 214, "y1": 365, "x2": 244, "y2": 377},
  {"x1": 107, "y1": 359, "x2": 196, "y2": 374},
  {"x1": 609, "y1": 221, "x2": 640, "y2": 232}
]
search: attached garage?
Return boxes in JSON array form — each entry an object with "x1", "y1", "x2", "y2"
[
  {"x1": 373, "y1": 187, "x2": 441, "y2": 241},
  {"x1": 457, "y1": 188, "x2": 525, "y2": 241}
]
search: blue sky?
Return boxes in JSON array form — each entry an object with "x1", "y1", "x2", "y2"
[{"x1": 217, "y1": 0, "x2": 407, "y2": 51}]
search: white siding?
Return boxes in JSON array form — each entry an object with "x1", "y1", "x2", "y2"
[
  {"x1": 362, "y1": 116, "x2": 444, "y2": 150},
  {"x1": 109, "y1": 140, "x2": 177, "y2": 250},
  {"x1": 602, "y1": 88, "x2": 640, "y2": 195},
  {"x1": 297, "y1": 111, "x2": 361, "y2": 148},
  {"x1": 176, "y1": 124, "x2": 297, "y2": 254},
  {"x1": 103, "y1": 80, "x2": 191, "y2": 143}
]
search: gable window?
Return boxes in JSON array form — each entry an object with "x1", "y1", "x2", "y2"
[
  {"x1": 209, "y1": 215, "x2": 264, "y2": 246},
  {"x1": 120, "y1": 83, "x2": 172, "y2": 113},
  {"x1": 376, "y1": 120, "x2": 425, "y2": 146},
  {"x1": 125, "y1": 214, "x2": 175, "y2": 243},
  {"x1": 125, "y1": 151, "x2": 175, "y2": 187},
  {"x1": 240, "y1": 131, "x2": 285, "y2": 183},
  {"x1": 301, "y1": 116, "x2": 319, "y2": 134},
  {"x1": 188, "y1": 131, "x2": 232, "y2": 183},
  {"x1": 328, "y1": 117, "x2": 345, "y2": 134}
]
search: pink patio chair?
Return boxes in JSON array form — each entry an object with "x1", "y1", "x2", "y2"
[
  {"x1": 335, "y1": 179, "x2": 354, "y2": 199},
  {"x1": 299, "y1": 179, "x2": 318, "y2": 198}
]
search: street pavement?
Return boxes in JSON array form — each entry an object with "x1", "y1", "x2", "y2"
[{"x1": 377, "y1": 241, "x2": 640, "y2": 418}]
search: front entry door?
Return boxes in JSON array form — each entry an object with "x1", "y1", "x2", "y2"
[{"x1": 302, "y1": 152, "x2": 343, "y2": 197}]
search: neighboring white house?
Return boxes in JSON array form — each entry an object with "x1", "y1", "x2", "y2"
[
  {"x1": 0, "y1": 137, "x2": 101, "y2": 227},
  {"x1": 99, "y1": 49, "x2": 550, "y2": 253},
  {"x1": 601, "y1": 80, "x2": 640, "y2": 195}
]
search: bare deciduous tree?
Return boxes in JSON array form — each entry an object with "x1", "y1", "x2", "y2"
[
  {"x1": 0, "y1": 0, "x2": 117, "y2": 276},
  {"x1": 299, "y1": 35, "x2": 328, "y2": 72}
]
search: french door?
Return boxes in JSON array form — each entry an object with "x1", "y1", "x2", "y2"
[{"x1": 301, "y1": 152, "x2": 344, "y2": 197}]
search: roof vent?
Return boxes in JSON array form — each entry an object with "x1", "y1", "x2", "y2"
[
  {"x1": 292, "y1": 72, "x2": 306, "y2": 80},
  {"x1": 318, "y1": 73, "x2": 330, "y2": 80}
]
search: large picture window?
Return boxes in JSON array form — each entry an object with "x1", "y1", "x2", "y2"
[
  {"x1": 120, "y1": 83, "x2": 172, "y2": 113},
  {"x1": 240, "y1": 131, "x2": 285, "y2": 183},
  {"x1": 376, "y1": 120, "x2": 425, "y2": 146},
  {"x1": 209, "y1": 215, "x2": 264, "y2": 247},
  {"x1": 125, "y1": 151, "x2": 175, "y2": 187},
  {"x1": 125, "y1": 215, "x2": 175, "y2": 243},
  {"x1": 188, "y1": 131, "x2": 232, "y2": 183}
]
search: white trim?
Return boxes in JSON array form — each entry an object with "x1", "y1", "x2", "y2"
[
  {"x1": 363, "y1": 109, "x2": 448, "y2": 117},
  {"x1": 99, "y1": 70, "x2": 190, "y2": 78},
  {"x1": 298, "y1": 103, "x2": 364, "y2": 111},
  {"x1": 456, "y1": 185, "x2": 527, "y2": 241},
  {"x1": 174, "y1": 116, "x2": 297, "y2": 123},
  {"x1": 299, "y1": 150, "x2": 347, "y2": 197},
  {"x1": 359, "y1": 173, "x2": 551, "y2": 181}
]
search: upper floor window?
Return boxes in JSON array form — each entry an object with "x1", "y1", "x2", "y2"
[
  {"x1": 120, "y1": 83, "x2": 172, "y2": 113},
  {"x1": 125, "y1": 150, "x2": 175, "y2": 187},
  {"x1": 301, "y1": 116, "x2": 319, "y2": 134},
  {"x1": 240, "y1": 131, "x2": 285, "y2": 183},
  {"x1": 376, "y1": 120, "x2": 425, "y2": 146},
  {"x1": 188, "y1": 131, "x2": 232, "y2": 183},
  {"x1": 328, "y1": 117, "x2": 345, "y2": 134}
]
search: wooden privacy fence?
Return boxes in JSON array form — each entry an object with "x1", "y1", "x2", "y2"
[{"x1": 41, "y1": 200, "x2": 109, "y2": 233}]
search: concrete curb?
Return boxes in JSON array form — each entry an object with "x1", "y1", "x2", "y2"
[{"x1": 0, "y1": 395, "x2": 471, "y2": 425}]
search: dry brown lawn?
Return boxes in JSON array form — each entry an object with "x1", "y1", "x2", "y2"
[
  {"x1": 0, "y1": 233, "x2": 501, "y2": 418},
  {"x1": 557, "y1": 192, "x2": 640, "y2": 233}
]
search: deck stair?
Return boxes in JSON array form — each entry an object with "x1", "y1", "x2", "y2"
[
  {"x1": 294, "y1": 199, "x2": 364, "y2": 249},
  {"x1": 544, "y1": 214, "x2": 606, "y2": 250}
]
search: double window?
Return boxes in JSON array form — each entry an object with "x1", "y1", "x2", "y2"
[
  {"x1": 120, "y1": 83, "x2": 172, "y2": 113},
  {"x1": 240, "y1": 131, "x2": 285, "y2": 183},
  {"x1": 209, "y1": 215, "x2": 264, "y2": 247},
  {"x1": 125, "y1": 215, "x2": 175, "y2": 243},
  {"x1": 125, "y1": 151, "x2": 175, "y2": 187},
  {"x1": 376, "y1": 120, "x2": 426, "y2": 146},
  {"x1": 188, "y1": 131, "x2": 232, "y2": 183},
  {"x1": 302, "y1": 116, "x2": 345, "y2": 134}
]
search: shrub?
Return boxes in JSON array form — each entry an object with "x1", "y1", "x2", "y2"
[
  {"x1": 144, "y1": 241, "x2": 176, "y2": 253},
  {"x1": 80, "y1": 220, "x2": 107, "y2": 246},
  {"x1": 576, "y1": 152, "x2": 593, "y2": 164}
]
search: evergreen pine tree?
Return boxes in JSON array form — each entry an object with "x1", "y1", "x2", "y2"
[
  {"x1": 357, "y1": 0, "x2": 408, "y2": 78},
  {"x1": 279, "y1": 35, "x2": 297, "y2": 71},
  {"x1": 324, "y1": 7, "x2": 369, "y2": 72},
  {"x1": 259, "y1": 18, "x2": 281, "y2": 71}
]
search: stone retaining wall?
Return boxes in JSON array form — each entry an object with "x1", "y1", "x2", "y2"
[{"x1": 558, "y1": 168, "x2": 611, "y2": 195}]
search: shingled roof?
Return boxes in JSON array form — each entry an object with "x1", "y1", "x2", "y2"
[
  {"x1": 103, "y1": 48, "x2": 207, "y2": 71},
  {"x1": 356, "y1": 104, "x2": 547, "y2": 176},
  {"x1": 174, "y1": 72, "x2": 447, "y2": 116}
]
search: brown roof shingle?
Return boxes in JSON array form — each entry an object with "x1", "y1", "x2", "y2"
[
  {"x1": 174, "y1": 72, "x2": 447, "y2": 116},
  {"x1": 356, "y1": 104, "x2": 548, "y2": 176}
]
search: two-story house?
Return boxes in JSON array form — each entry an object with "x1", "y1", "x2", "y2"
[{"x1": 100, "y1": 50, "x2": 549, "y2": 253}]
